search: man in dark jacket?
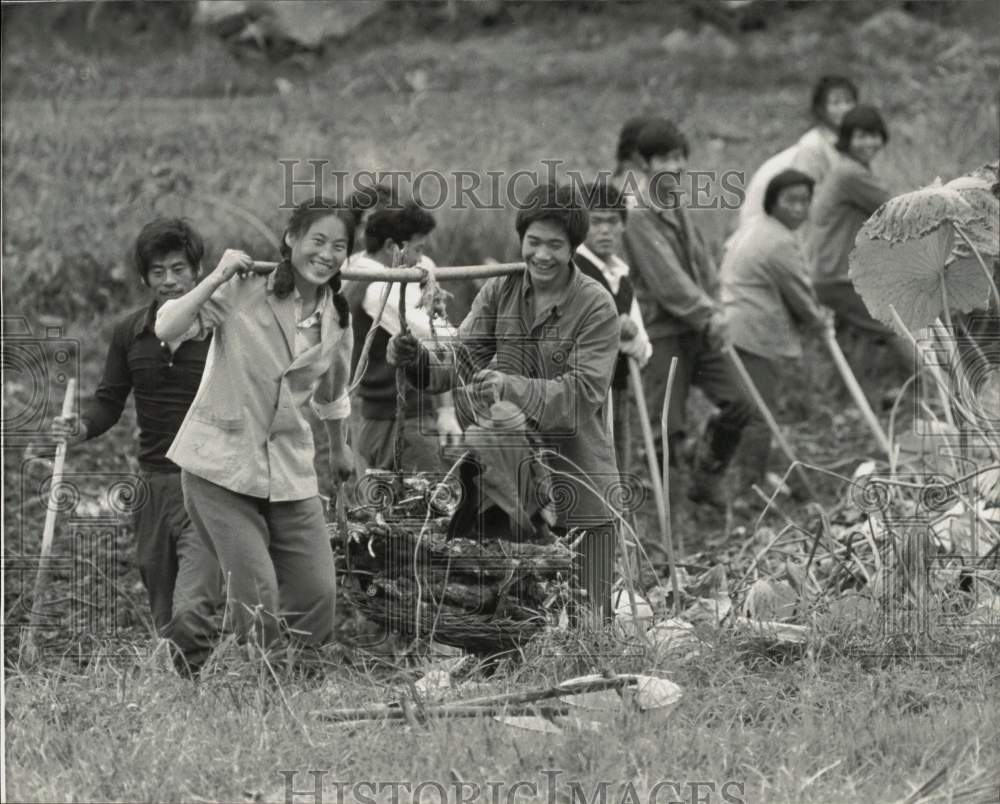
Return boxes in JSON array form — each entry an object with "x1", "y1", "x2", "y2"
[
  {"x1": 622, "y1": 119, "x2": 756, "y2": 509},
  {"x1": 573, "y1": 179, "x2": 651, "y2": 477},
  {"x1": 49, "y1": 219, "x2": 221, "y2": 674}
]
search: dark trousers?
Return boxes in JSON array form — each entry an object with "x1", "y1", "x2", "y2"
[
  {"x1": 732, "y1": 349, "x2": 781, "y2": 488},
  {"x1": 181, "y1": 471, "x2": 337, "y2": 649},
  {"x1": 132, "y1": 471, "x2": 222, "y2": 672},
  {"x1": 644, "y1": 330, "x2": 756, "y2": 465},
  {"x1": 350, "y1": 411, "x2": 442, "y2": 474},
  {"x1": 611, "y1": 386, "x2": 633, "y2": 479},
  {"x1": 816, "y1": 281, "x2": 914, "y2": 372}
]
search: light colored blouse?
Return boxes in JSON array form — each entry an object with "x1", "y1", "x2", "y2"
[{"x1": 162, "y1": 272, "x2": 351, "y2": 501}]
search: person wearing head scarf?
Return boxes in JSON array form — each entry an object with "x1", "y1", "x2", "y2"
[{"x1": 722, "y1": 169, "x2": 831, "y2": 499}]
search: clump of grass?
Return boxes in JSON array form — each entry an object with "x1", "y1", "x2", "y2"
[{"x1": 5, "y1": 626, "x2": 998, "y2": 803}]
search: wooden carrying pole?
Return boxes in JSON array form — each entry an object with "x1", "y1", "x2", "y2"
[
  {"x1": 821, "y1": 329, "x2": 893, "y2": 460},
  {"x1": 722, "y1": 345, "x2": 817, "y2": 501},
  {"x1": 22, "y1": 378, "x2": 77, "y2": 661},
  {"x1": 250, "y1": 261, "x2": 526, "y2": 282}
]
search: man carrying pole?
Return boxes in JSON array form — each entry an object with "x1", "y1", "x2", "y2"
[{"x1": 385, "y1": 184, "x2": 621, "y2": 626}]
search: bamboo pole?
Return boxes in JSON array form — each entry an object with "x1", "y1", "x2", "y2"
[
  {"x1": 820, "y1": 328, "x2": 893, "y2": 460},
  {"x1": 250, "y1": 261, "x2": 526, "y2": 282},
  {"x1": 22, "y1": 378, "x2": 77, "y2": 662},
  {"x1": 723, "y1": 345, "x2": 817, "y2": 501},
  {"x1": 606, "y1": 388, "x2": 644, "y2": 637},
  {"x1": 393, "y1": 280, "x2": 409, "y2": 475},
  {"x1": 322, "y1": 703, "x2": 573, "y2": 723},
  {"x1": 658, "y1": 359, "x2": 685, "y2": 608},
  {"x1": 627, "y1": 358, "x2": 681, "y2": 616}
]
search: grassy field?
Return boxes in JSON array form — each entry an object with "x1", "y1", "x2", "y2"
[{"x1": 3, "y1": 2, "x2": 1000, "y2": 802}]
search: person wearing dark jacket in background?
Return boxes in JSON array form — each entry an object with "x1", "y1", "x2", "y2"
[
  {"x1": 623, "y1": 118, "x2": 757, "y2": 510},
  {"x1": 48, "y1": 219, "x2": 222, "y2": 675},
  {"x1": 573, "y1": 179, "x2": 652, "y2": 477},
  {"x1": 612, "y1": 115, "x2": 656, "y2": 210}
]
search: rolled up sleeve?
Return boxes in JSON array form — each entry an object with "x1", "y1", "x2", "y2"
[
  {"x1": 769, "y1": 238, "x2": 827, "y2": 331},
  {"x1": 195, "y1": 275, "x2": 247, "y2": 335}
]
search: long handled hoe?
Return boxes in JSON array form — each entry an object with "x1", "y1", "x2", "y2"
[{"x1": 21, "y1": 378, "x2": 77, "y2": 664}]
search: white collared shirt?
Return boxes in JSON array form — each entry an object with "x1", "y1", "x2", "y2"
[
  {"x1": 574, "y1": 243, "x2": 653, "y2": 363},
  {"x1": 575, "y1": 243, "x2": 631, "y2": 295},
  {"x1": 293, "y1": 286, "x2": 328, "y2": 356},
  {"x1": 350, "y1": 252, "x2": 458, "y2": 340}
]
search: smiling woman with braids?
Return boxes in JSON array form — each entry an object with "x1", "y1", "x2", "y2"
[{"x1": 155, "y1": 197, "x2": 355, "y2": 660}]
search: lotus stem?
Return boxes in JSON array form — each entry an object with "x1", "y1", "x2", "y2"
[{"x1": 658, "y1": 357, "x2": 683, "y2": 616}]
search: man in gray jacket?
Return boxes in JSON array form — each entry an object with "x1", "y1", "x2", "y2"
[{"x1": 622, "y1": 119, "x2": 756, "y2": 509}]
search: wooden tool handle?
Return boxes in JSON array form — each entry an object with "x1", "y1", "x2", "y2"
[{"x1": 24, "y1": 378, "x2": 78, "y2": 657}]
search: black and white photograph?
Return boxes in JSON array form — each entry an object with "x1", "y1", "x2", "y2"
[{"x1": 2, "y1": 1, "x2": 998, "y2": 801}]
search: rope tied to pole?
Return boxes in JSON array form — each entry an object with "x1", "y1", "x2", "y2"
[{"x1": 393, "y1": 276, "x2": 409, "y2": 476}]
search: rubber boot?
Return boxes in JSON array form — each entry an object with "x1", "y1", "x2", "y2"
[
  {"x1": 735, "y1": 423, "x2": 771, "y2": 494},
  {"x1": 687, "y1": 417, "x2": 743, "y2": 511},
  {"x1": 687, "y1": 440, "x2": 728, "y2": 511},
  {"x1": 731, "y1": 423, "x2": 771, "y2": 515}
]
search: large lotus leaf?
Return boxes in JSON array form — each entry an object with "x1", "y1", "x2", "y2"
[
  {"x1": 861, "y1": 179, "x2": 983, "y2": 243},
  {"x1": 945, "y1": 175, "x2": 1000, "y2": 261},
  {"x1": 849, "y1": 226, "x2": 992, "y2": 330}
]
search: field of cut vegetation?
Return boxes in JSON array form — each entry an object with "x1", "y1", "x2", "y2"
[{"x1": 3, "y1": 2, "x2": 999, "y2": 802}]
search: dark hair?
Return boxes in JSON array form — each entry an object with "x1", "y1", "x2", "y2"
[
  {"x1": 763, "y1": 169, "x2": 815, "y2": 215},
  {"x1": 348, "y1": 183, "x2": 399, "y2": 226},
  {"x1": 275, "y1": 197, "x2": 355, "y2": 328},
  {"x1": 811, "y1": 75, "x2": 858, "y2": 122},
  {"x1": 635, "y1": 118, "x2": 690, "y2": 161},
  {"x1": 133, "y1": 218, "x2": 204, "y2": 283},
  {"x1": 615, "y1": 116, "x2": 653, "y2": 163},
  {"x1": 579, "y1": 179, "x2": 627, "y2": 222},
  {"x1": 836, "y1": 105, "x2": 889, "y2": 153},
  {"x1": 514, "y1": 183, "x2": 589, "y2": 252},
  {"x1": 364, "y1": 201, "x2": 436, "y2": 254}
]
